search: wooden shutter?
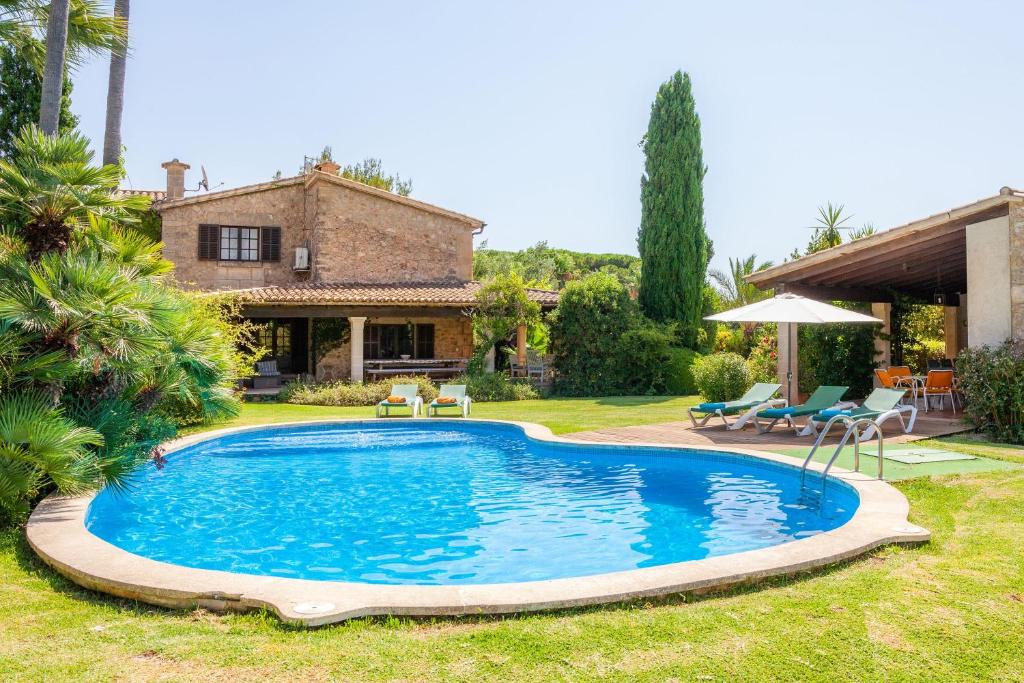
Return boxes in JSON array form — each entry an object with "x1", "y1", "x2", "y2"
[
  {"x1": 260, "y1": 226, "x2": 281, "y2": 261},
  {"x1": 198, "y1": 224, "x2": 219, "y2": 260}
]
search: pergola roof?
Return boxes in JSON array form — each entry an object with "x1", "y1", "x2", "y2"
[{"x1": 747, "y1": 189, "x2": 1023, "y2": 302}]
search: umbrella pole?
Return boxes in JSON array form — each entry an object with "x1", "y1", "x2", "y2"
[{"x1": 787, "y1": 322, "x2": 794, "y2": 404}]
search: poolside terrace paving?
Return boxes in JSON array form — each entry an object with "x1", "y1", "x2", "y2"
[{"x1": 568, "y1": 407, "x2": 969, "y2": 452}]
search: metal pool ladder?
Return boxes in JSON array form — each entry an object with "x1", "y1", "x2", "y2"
[{"x1": 799, "y1": 415, "x2": 885, "y2": 497}]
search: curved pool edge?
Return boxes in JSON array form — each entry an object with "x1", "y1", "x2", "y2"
[{"x1": 26, "y1": 418, "x2": 931, "y2": 627}]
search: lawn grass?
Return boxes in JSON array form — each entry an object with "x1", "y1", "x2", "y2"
[
  {"x1": 2, "y1": 399, "x2": 1023, "y2": 681},
  {"x1": 190, "y1": 395, "x2": 703, "y2": 436}
]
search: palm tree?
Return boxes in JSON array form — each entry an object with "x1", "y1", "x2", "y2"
[
  {"x1": 37, "y1": 0, "x2": 68, "y2": 135},
  {"x1": 807, "y1": 202, "x2": 853, "y2": 252},
  {"x1": 101, "y1": 0, "x2": 127, "y2": 166},
  {"x1": 709, "y1": 254, "x2": 774, "y2": 309},
  {"x1": 0, "y1": 1, "x2": 126, "y2": 135},
  {"x1": 0, "y1": 124, "x2": 147, "y2": 259}
]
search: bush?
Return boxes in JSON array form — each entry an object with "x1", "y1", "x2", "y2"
[
  {"x1": 454, "y1": 373, "x2": 539, "y2": 402},
  {"x1": 549, "y1": 272, "x2": 678, "y2": 396},
  {"x1": 957, "y1": 341, "x2": 1024, "y2": 443},
  {"x1": 692, "y1": 352, "x2": 752, "y2": 401},
  {"x1": 282, "y1": 375, "x2": 439, "y2": 406},
  {"x1": 665, "y1": 347, "x2": 701, "y2": 395}
]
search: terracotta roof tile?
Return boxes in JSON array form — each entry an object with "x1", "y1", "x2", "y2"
[
  {"x1": 229, "y1": 281, "x2": 560, "y2": 307},
  {"x1": 114, "y1": 188, "x2": 166, "y2": 202}
]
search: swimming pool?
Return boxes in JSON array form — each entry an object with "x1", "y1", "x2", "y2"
[{"x1": 86, "y1": 421, "x2": 859, "y2": 586}]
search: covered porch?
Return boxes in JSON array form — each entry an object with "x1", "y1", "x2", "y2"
[
  {"x1": 235, "y1": 281, "x2": 559, "y2": 385},
  {"x1": 747, "y1": 189, "x2": 1024, "y2": 404}
]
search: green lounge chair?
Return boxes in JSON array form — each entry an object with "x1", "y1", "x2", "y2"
[
  {"x1": 754, "y1": 385, "x2": 849, "y2": 434},
  {"x1": 688, "y1": 382, "x2": 783, "y2": 428},
  {"x1": 428, "y1": 384, "x2": 472, "y2": 417},
  {"x1": 375, "y1": 383, "x2": 423, "y2": 418},
  {"x1": 808, "y1": 387, "x2": 917, "y2": 438}
]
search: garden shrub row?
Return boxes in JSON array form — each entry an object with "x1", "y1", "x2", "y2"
[{"x1": 281, "y1": 372, "x2": 540, "y2": 406}]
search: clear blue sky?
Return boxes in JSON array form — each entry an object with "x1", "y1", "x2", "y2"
[{"x1": 70, "y1": 1, "x2": 1024, "y2": 272}]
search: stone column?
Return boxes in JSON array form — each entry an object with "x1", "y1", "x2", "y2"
[
  {"x1": 871, "y1": 302, "x2": 892, "y2": 370},
  {"x1": 516, "y1": 324, "x2": 528, "y2": 365},
  {"x1": 943, "y1": 306, "x2": 960, "y2": 359},
  {"x1": 484, "y1": 346, "x2": 496, "y2": 373},
  {"x1": 1010, "y1": 199, "x2": 1024, "y2": 340},
  {"x1": 777, "y1": 322, "x2": 799, "y2": 405},
  {"x1": 349, "y1": 316, "x2": 366, "y2": 383}
]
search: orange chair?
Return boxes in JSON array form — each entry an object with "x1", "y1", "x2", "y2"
[
  {"x1": 921, "y1": 369, "x2": 957, "y2": 413},
  {"x1": 888, "y1": 366, "x2": 921, "y2": 401},
  {"x1": 875, "y1": 368, "x2": 915, "y2": 404}
]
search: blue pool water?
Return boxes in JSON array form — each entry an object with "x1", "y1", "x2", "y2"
[{"x1": 86, "y1": 422, "x2": 858, "y2": 585}]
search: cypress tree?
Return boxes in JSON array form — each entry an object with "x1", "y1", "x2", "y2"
[{"x1": 637, "y1": 70, "x2": 712, "y2": 349}]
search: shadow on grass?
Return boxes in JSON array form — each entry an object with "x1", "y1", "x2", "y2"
[
  {"x1": 5, "y1": 528, "x2": 175, "y2": 621},
  {"x1": 4, "y1": 523, "x2": 925, "y2": 634}
]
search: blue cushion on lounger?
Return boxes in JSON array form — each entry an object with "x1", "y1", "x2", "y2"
[
  {"x1": 759, "y1": 406, "x2": 796, "y2": 418},
  {"x1": 697, "y1": 402, "x2": 727, "y2": 412},
  {"x1": 818, "y1": 408, "x2": 853, "y2": 418}
]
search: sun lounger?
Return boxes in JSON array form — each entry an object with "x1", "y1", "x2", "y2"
[
  {"x1": 375, "y1": 384, "x2": 423, "y2": 418},
  {"x1": 753, "y1": 385, "x2": 849, "y2": 434},
  {"x1": 687, "y1": 383, "x2": 783, "y2": 429},
  {"x1": 428, "y1": 384, "x2": 472, "y2": 417},
  {"x1": 808, "y1": 387, "x2": 917, "y2": 439}
]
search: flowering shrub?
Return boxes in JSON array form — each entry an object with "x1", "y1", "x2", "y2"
[
  {"x1": 746, "y1": 333, "x2": 777, "y2": 383},
  {"x1": 281, "y1": 375, "x2": 438, "y2": 406}
]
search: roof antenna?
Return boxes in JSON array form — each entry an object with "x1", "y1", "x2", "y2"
[{"x1": 190, "y1": 165, "x2": 224, "y2": 193}]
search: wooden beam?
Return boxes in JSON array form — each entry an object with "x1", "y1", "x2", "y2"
[
  {"x1": 811, "y1": 240, "x2": 965, "y2": 287},
  {"x1": 748, "y1": 199, "x2": 1008, "y2": 288},
  {"x1": 778, "y1": 283, "x2": 895, "y2": 303}
]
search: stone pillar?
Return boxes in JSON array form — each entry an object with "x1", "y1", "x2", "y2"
[
  {"x1": 516, "y1": 324, "x2": 528, "y2": 365},
  {"x1": 777, "y1": 322, "x2": 799, "y2": 405},
  {"x1": 484, "y1": 345, "x2": 496, "y2": 373},
  {"x1": 160, "y1": 158, "x2": 190, "y2": 200},
  {"x1": 872, "y1": 302, "x2": 892, "y2": 370},
  {"x1": 1010, "y1": 199, "x2": 1024, "y2": 340},
  {"x1": 943, "y1": 306, "x2": 960, "y2": 359},
  {"x1": 349, "y1": 316, "x2": 366, "y2": 383}
]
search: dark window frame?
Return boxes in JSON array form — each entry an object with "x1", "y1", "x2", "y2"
[
  {"x1": 364, "y1": 323, "x2": 435, "y2": 360},
  {"x1": 197, "y1": 225, "x2": 282, "y2": 262}
]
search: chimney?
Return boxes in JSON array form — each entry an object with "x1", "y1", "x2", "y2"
[
  {"x1": 161, "y1": 158, "x2": 190, "y2": 199},
  {"x1": 314, "y1": 160, "x2": 340, "y2": 175}
]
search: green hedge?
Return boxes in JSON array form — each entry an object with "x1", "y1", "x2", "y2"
[{"x1": 665, "y1": 347, "x2": 701, "y2": 395}]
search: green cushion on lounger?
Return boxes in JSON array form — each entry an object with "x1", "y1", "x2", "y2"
[
  {"x1": 819, "y1": 408, "x2": 853, "y2": 418},
  {"x1": 697, "y1": 401, "x2": 728, "y2": 411}
]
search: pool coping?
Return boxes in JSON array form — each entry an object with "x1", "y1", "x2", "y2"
[{"x1": 26, "y1": 418, "x2": 930, "y2": 627}]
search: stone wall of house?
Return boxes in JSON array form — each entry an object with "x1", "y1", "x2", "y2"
[
  {"x1": 313, "y1": 183, "x2": 473, "y2": 283},
  {"x1": 160, "y1": 184, "x2": 307, "y2": 290},
  {"x1": 1010, "y1": 200, "x2": 1024, "y2": 340},
  {"x1": 160, "y1": 178, "x2": 475, "y2": 290},
  {"x1": 315, "y1": 316, "x2": 473, "y2": 381}
]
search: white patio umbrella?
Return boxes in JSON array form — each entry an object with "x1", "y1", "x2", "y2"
[{"x1": 705, "y1": 293, "x2": 883, "y2": 402}]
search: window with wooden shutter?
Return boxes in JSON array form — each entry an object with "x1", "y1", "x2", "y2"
[
  {"x1": 198, "y1": 224, "x2": 219, "y2": 260},
  {"x1": 261, "y1": 226, "x2": 281, "y2": 262}
]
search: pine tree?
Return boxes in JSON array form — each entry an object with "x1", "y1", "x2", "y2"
[
  {"x1": 0, "y1": 42, "x2": 77, "y2": 158},
  {"x1": 637, "y1": 70, "x2": 712, "y2": 348}
]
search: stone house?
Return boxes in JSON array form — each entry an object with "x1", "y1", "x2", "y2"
[{"x1": 135, "y1": 159, "x2": 557, "y2": 382}]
